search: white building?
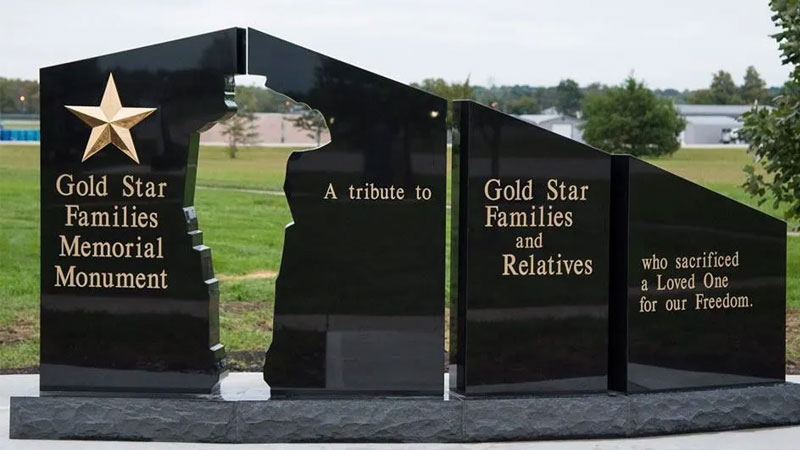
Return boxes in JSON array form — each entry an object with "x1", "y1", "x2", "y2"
[
  {"x1": 675, "y1": 104, "x2": 765, "y2": 145},
  {"x1": 517, "y1": 114, "x2": 585, "y2": 143}
]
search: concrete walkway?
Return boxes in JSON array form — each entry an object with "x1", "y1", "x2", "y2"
[{"x1": 3, "y1": 374, "x2": 800, "y2": 449}]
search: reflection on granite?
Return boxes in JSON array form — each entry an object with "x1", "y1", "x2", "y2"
[
  {"x1": 248, "y1": 28, "x2": 447, "y2": 397},
  {"x1": 39, "y1": 28, "x2": 245, "y2": 394},
  {"x1": 450, "y1": 101, "x2": 610, "y2": 395},
  {"x1": 610, "y1": 155, "x2": 786, "y2": 392}
]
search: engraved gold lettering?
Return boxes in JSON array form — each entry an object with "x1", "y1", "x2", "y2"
[
  {"x1": 54, "y1": 265, "x2": 167, "y2": 289},
  {"x1": 122, "y1": 175, "x2": 167, "y2": 198}
]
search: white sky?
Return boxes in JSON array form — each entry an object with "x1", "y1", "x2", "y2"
[{"x1": 0, "y1": 0, "x2": 789, "y2": 89}]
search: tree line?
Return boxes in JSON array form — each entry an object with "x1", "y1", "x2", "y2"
[
  {"x1": 0, "y1": 78, "x2": 39, "y2": 115},
  {"x1": 405, "y1": 65, "x2": 776, "y2": 160},
  {"x1": 412, "y1": 65, "x2": 776, "y2": 119},
  {"x1": 0, "y1": 67, "x2": 777, "y2": 117}
]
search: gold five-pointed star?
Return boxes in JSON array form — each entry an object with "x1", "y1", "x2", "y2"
[{"x1": 65, "y1": 73, "x2": 156, "y2": 164}]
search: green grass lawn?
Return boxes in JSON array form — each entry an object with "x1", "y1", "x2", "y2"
[
  {"x1": 0, "y1": 144, "x2": 797, "y2": 371},
  {"x1": 196, "y1": 145, "x2": 300, "y2": 192},
  {"x1": 642, "y1": 147, "x2": 799, "y2": 229},
  {"x1": 0, "y1": 146, "x2": 39, "y2": 368}
]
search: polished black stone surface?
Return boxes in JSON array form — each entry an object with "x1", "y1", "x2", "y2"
[
  {"x1": 39, "y1": 29, "x2": 245, "y2": 393},
  {"x1": 609, "y1": 155, "x2": 786, "y2": 392},
  {"x1": 450, "y1": 101, "x2": 609, "y2": 395},
  {"x1": 249, "y1": 29, "x2": 447, "y2": 396}
]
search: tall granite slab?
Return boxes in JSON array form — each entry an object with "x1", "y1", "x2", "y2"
[
  {"x1": 450, "y1": 101, "x2": 610, "y2": 395},
  {"x1": 39, "y1": 29, "x2": 245, "y2": 393},
  {"x1": 609, "y1": 155, "x2": 786, "y2": 392},
  {"x1": 249, "y1": 29, "x2": 447, "y2": 396}
]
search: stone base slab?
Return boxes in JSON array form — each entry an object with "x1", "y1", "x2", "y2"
[{"x1": 10, "y1": 383, "x2": 800, "y2": 443}]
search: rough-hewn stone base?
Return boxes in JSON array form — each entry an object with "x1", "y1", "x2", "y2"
[{"x1": 11, "y1": 383, "x2": 800, "y2": 443}]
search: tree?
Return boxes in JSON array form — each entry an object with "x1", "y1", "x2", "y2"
[
  {"x1": 582, "y1": 77, "x2": 686, "y2": 157},
  {"x1": 472, "y1": 84, "x2": 543, "y2": 113},
  {"x1": 0, "y1": 78, "x2": 40, "y2": 114},
  {"x1": 555, "y1": 79, "x2": 582, "y2": 117},
  {"x1": 291, "y1": 110, "x2": 327, "y2": 147},
  {"x1": 411, "y1": 77, "x2": 475, "y2": 128},
  {"x1": 709, "y1": 70, "x2": 743, "y2": 104},
  {"x1": 709, "y1": 70, "x2": 742, "y2": 104},
  {"x1": 740, "y1": 1, "x2": 800, "y2": 223},
  {"x1": 505, "y1": 96, "x2": 539, "y2": 114},
  {"x1": 687, "y1": 88, "x2": 716, "y2": 104},
  {"x1": 235, "y1": 86, "x2": 294, "y2": 113},
  {"x1": 741, "y1": 66, "x2": 768, "y2": 104},
  {"x1": 530, "y1": 85, "x2": 559, "y2": 112},
  {"x1": 766, "y1": 85, "x2": 783, "y2": 104},
  {"x1": 655, "y1": 88, "x2": 685, "y2": 101},
  {"x1": 221, "y1": 88, "x2": 259, "y2": 158},
  {"x1": 583, "y1": 82, "x2": 608, "y2": 97},
  {"x1": 688, "y1": 70, "x2": 747, "y2": 104}
]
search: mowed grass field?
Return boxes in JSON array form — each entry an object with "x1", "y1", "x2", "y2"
[{"x1": 0, "y1": 144, "x2": 798, "y2": 371}]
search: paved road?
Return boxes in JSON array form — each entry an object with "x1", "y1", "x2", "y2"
[{"x1": 3, "y1": 374, "x2": 800, "y2": 450}]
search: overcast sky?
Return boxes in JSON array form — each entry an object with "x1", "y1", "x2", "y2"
[{"x1": 0, "y1": 0, "x2": 788, "y2": 89}]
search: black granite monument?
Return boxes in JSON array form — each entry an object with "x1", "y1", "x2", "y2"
[
  {"x1": 12, "y1": 26, "x2": 798, "y2": 445},
  {"x1": 449, "y1": 100, "x2": 610, "y2": 395},
  {"x1": 249, "y1": 29, "x2": 448, "y2": 396},
  {"x1": 609, "y1": 155, "x2": 786, "y2": 392},
  {"x1": 39, "y1": 28, "x2": 245, "y2": 393}
]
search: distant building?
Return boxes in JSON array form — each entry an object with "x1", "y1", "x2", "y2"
[
  {"x1": 675, "y1": 104, "x2": 768, "y2": 145},
  {"x1": 517, "y1": 114, "x2": 585, "y2": 143}
]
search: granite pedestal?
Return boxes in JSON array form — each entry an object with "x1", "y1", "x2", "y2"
[{"x1": 10, "y1": 376, "x2": 800, "y2": 443}]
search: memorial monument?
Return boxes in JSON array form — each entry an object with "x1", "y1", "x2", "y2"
[
  {"x1": 38, "y1": 28, "x2": 245, "y2": 393},
  {"x1": 8, "y1": 27, "x2": 799, "y2": 444}
]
